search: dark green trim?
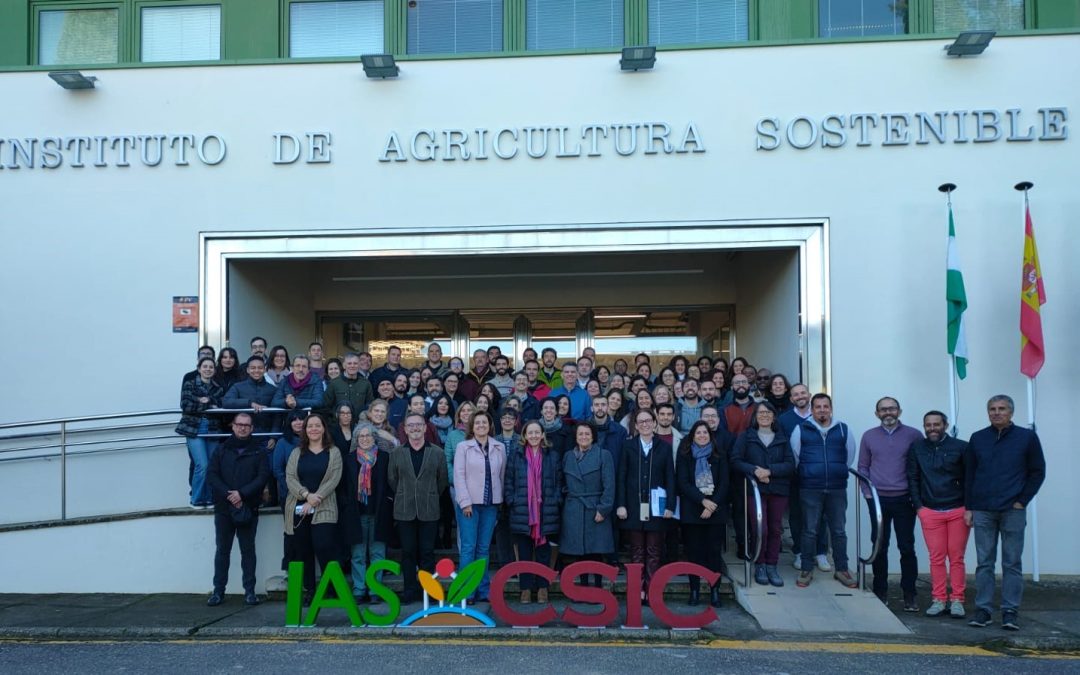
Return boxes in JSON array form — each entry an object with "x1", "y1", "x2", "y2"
[
  {"x1": 224, "y1": 0, "x2": 280, "y2": 59},
  {"x1": 0, "y1": 3, "x2": 30, "y2": 66},
  {"x1": 1035, "y1": 0, "x2": 1080, "y2": 28},
  {"x1": 624, "y1": 0, "x2": 646, "y2": 46},
  {"x1": 504, "y1": 0, "x2": 524, "y2": 51},
  {"x1": 386, "y1": 0, "x2": 406, "y2": 55},
  {"x1": 758, "y1": 0, "x2": 814, "y2": 41}
]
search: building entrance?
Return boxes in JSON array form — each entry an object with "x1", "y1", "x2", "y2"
[
  {"x1": 315, "y1": 306, "x2": 734, "y2": 371},
  {"x1": 206, "y1": 219, "x2": 828, "y2": 393}
]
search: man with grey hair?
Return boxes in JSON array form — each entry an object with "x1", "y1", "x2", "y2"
[{"x1": 965, "y1": 394, "x2": 1046, "y2": 631}]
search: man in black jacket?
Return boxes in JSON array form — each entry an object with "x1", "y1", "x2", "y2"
[
  {"x1": 907, "y1": 411, "x2": 969, "y2": 619},
  {"x1": 206, "y1": 412, "x2": 271, "y2": 607},
  {"x1": 965, "y1": 395, "x2": 1046, "y2": 631}
]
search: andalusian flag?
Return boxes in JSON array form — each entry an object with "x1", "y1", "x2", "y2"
[
  {"x1": 1020, "y1": 205, "x2": 1047, "y2": 377},
  {"x1": 946, "y1": 206, "x2": 969, "y2": 379}
]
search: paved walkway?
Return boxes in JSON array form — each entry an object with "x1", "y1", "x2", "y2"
[{"x1": 2, "y1": 577, "x2": 1078, "y2": 653}]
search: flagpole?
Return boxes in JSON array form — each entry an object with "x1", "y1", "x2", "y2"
[
  {"x1": 939, "y1": 182, "x2": 960, "y2": 435},
  {"x1": 1016, "y1": 180, "x2": 1040, "y2": 582}
]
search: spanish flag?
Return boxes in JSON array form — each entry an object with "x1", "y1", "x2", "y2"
[{"x1": 1020, "y1": 205, "x2": 1047, "y2": 378}]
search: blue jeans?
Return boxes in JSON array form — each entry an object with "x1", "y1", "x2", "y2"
[
  {"x1": 186, "y1": 431, "x2": 212, "y2": 506},
  {"x1": 973, "y1": 509, "x2": 1027, "y2": 613},
  {"x1": 790, "y1": 474, "x2": 829, "y2": 556},
  {"x1": 350, "y1": 514, "x2": 387, "y2": 594},
  {"x1": 457, "y1": 504, "x2": 499, "y2": 598},
  {"x1": 800, "y1": 487, "x2": 849, "y2": 572}
]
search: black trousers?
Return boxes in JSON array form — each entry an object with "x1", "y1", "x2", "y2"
[
  {"x1": 512, "y1": 534, "x2": 552, "y2": 590},
  {"x1": 397, "y1": 519, "x2": 437, "y2": 599},
  {"x1": 682, "y1": 522, "x2": 725, "y2": 592},
  {"x1": 293, "y1": 516, "x2": 339, "y2": 593},
  {"x1": 213, "y1": 509, "x2": 259, "y2": 594},
  {"x1": 869, "y1": 495, "x2": 919, "y2": 600}
]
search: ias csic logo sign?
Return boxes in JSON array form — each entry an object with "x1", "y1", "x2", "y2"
[{"x1": 286, "y1": 558, "x2": 723, "y2": 630}]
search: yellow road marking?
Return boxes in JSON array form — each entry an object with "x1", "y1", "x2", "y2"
[{"x1": 2, "y1": 635, "x2": 1077, "y2": 659}]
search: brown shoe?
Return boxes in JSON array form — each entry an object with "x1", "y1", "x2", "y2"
[
  {"x1": 520, "y1": 590, "x2": 532, "y2": 604},
  {"x1": 796, "y1": 570, "x2": 813, "y2": 588},
  {"x1": 537, "y1": 588, "x2": 548, "y2": 603},
  {"x1": 834, "y1": 570, "x2": 858, "y2": 589}
]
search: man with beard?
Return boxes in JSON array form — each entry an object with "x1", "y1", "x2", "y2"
[
  {"x1": 308, "y1": 342, "x2": 326, "y2": 380},
  {"x1": 676, "y1": 379, "x2": 705, "y2": 432},
  {"x1": 488, "y1": 355, "x2": 515, "y2": 397},
  {"x1": 858, "y1": 396, "x2": 924, "y2": 610},
  {"x1": 780, "y1": 383, "x2": 830, "y2": 573},
  {"x1": 590, "y1": 394, "x2": 628, "y2": 569},
  {"x1": 206, "y1": 412, "x2": 271, "y2": 607},
  {"x1": 721, "y1": 375, "x2": 755, "y2": 436},
  {"x1": 460, "y1": 348, "x2": 494, "y2": 402},
  {"x1": 790, "y1": 394, "x2": 858, "y2": 589},
  {"x1": 655, "y1": 403, "x2": 684, "y2": 457},
  {"x1": 699, "y1": 379, "x2": 719, "y2": 409},
  {"x1": 536, "y1": 348, "x2": 563, "y2": 391},
  {"x1": 908, "y1": 411, "x2": 969, "y2": 619},
  {"x1": 424, "y1": 376, "x2": 444, "y2": 410}
]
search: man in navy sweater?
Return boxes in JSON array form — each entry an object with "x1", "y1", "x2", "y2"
[{"x1": 965, "y1": 394, "x2": 1046, "y2": 631}]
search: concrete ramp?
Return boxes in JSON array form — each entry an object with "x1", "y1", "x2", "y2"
[{"x1": 731, "y1": 557, "x2": 911, "y2": 635}]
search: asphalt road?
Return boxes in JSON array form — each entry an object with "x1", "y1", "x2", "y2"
[{"x1": 0, "y1": 640, "x2": 1073, "y2": 674}]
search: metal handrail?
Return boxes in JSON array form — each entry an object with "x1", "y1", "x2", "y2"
[
  {"x1": 740, "y1": 476, "x2": 764, "y2": 587},
  {"x1": 0, "y1": 409, "x2": 177, "y2": 430},
  {"x1": 849, "y1": 468, "x2": 883, "y2": 592},
  {"x1": 0, "y1": 440, "x2": 184, "y2": 464},
  {"x1": 0, "y1": 405, "x2": 307, "y2": 523}
]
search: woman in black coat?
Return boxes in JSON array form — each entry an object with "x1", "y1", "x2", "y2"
[
  {"x1": 616, "y1": 408, "x2": 675, "y2": 604},
  {"x1": 503, "y1": 420, "x2": 563, "y2": 603},
  {"x1": 731, "y1": 402, "x2": 796, "y2": 588},
  {"x1": 677, "y1": 420, "x2": 730, "y2": 607},
  {"x1": 339, "y1": 422, "x2": 394, "y2": 603}
]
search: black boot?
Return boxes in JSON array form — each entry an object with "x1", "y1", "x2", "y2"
[
  {"x1": 710, "y1": 587, "x2": 722, "y2": 608},
  {"x1": 688, "y1": 588, "x2": 700, "y2": 606}
]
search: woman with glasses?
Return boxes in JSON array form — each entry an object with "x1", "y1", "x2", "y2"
[
  {"x1": 731, "y1": 402, "x2": 796, "y2": 587},
  {"x1": 341, "y1": 422, "x2": 393, "y2": 603}
]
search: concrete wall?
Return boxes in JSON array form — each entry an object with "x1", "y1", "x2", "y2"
[
  {"x1": 1, "y1": 34, "x2": 1077, "y2": 574},
  {"x1": 734, "y1": 249, "x2": 800, "y2": 380}
]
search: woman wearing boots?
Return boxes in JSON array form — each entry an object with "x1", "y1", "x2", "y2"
[
  {"x1": 504, "y1": 420, "x2": 563, "y2": 603},
  {"x1": 676, "y1": 420, "x2": 730, "y2": 607},
  {"x1": 731, "y1": 402, "x2": 796, "y2": 587}
]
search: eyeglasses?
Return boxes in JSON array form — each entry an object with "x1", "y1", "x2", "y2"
[
  {"x1": 405, "y1": 423, "x2": 425, "y2": 429},
  {"x1": 233, "y1": 422, "x2": 252, "y2": 428}
]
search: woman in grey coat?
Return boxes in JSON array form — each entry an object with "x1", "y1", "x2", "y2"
[{"x1": 560, "y1": 423, "x2": 615, "y2": 588}]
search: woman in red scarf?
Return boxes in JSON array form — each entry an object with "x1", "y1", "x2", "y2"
[{"x1": 503, "y1": 420, "x2": 563, "y2": 603}]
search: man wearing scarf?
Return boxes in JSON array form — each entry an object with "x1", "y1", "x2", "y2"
[{"x1": 272, "y1": 355, "x2": 323, "y2": 432}]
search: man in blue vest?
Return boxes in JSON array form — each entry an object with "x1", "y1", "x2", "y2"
[{"x1": 789, "y1": 393, "x2": 857, "y2": 589}]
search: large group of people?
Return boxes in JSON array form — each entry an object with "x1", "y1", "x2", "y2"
[{"x1": 177, "y1": 339, "x2": 1046, "y2": 632}]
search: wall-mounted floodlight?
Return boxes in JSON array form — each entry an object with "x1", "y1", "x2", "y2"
[
  {"x1": 620, "y1": 46, "x2": 656, "y2": 71},
  {"x1": 362, "y1": 54, "x2": 399, "y2": 79},
  {"x1": 48, "y1": 70, "x2": 98, "y2": 89},
  {"x1": 944, "y1": 31, "x2": 995, "y2": 57}
]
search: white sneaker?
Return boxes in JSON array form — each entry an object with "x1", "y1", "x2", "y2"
[
  {"x1": 925, "y1": 600, "x2": 947, "y2": 617},
  {"x1": 815, "y1": 554, "x2": 832, "y2": 572},
  {"x1": 949, "y1": 600, "x2": 966, "y2": 618},
  {"x1": 264, "y1": 575, "x2": 288, "y2": 592},
  {"x1": 792, "y1": 554, "x2": 802, "y2": 570}
]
